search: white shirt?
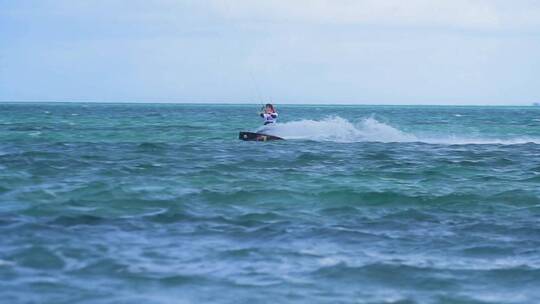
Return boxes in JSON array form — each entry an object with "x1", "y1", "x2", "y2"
[{"x1": 261, "y1": 112, "x2": 278, "y2": 125}]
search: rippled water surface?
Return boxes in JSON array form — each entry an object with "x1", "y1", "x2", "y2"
[{"x1": 1, "y1": 103, "x2": 540, "y2": 303}]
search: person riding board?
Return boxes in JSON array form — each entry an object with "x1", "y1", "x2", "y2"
[{"x1": 259, "y1": 103, "x2": 278, "y2": 125}]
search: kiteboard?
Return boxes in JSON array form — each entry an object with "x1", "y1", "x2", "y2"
[{"x1": 239, "y1": 132, "x2": 284, "y2": 141}]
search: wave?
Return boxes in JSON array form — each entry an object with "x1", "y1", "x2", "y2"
[{"x1": 257, "y1": 116, "x2": 540, "y2": 145}]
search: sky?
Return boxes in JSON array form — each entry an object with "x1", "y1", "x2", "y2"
[{"x1": 1, "y1": 0, "x2": 539, "y2": 105}]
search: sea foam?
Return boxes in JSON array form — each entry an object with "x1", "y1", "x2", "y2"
[{"x1": 257, "y1": 116, "x2": 540, "y2": 145}]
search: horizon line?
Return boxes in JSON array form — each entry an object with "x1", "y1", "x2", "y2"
[{"x1": 0, "y1": 100, "x2": 537, "y2": 107}]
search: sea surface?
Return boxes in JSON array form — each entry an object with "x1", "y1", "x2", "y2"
[{"x1": 1, "y1": 103, "x2": 539, "y2": 304}]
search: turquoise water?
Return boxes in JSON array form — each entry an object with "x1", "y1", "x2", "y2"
[{"x1": 1, "y1": 103, "x2": 540, "y2": 303}]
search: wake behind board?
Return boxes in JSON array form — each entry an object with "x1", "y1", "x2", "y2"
[{"x1": 239, "y1": 132, "x2": 284, "y2": 142}]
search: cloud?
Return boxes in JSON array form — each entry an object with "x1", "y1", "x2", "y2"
[
  {"x1": 213, "y1": 0, "x2": 540, "y2": 31},
  {"x1": 4, "y1": 0, "x2": 539, "y2": 35},
  {"x1": 1, "y1": 0, "x2": 539, "y2": 104}
]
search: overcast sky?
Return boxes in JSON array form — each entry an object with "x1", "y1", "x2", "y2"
[{"x1": 1, "y1": 0, "x2": 539, "y2": 105}]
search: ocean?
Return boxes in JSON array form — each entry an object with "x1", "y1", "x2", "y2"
[{"x1": 1, "y1": 103, "x2": 539, "y2": 303}]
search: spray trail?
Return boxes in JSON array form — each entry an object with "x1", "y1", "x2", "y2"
[{"x1": 257, "y1": 116, "x2": 540, "y2": 145}]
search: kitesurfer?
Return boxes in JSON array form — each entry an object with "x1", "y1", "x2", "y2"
[{"x1": 260, "y1": 104, "x2": 278, "y2": 125}]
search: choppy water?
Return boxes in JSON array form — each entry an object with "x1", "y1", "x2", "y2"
[{"x1": 1, "y1": 103, "x2": 540, "y2": 304}]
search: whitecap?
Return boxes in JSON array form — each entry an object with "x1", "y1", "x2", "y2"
[{"x1": 0, "y1": 259, "x2": 15, "y2": 267}]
